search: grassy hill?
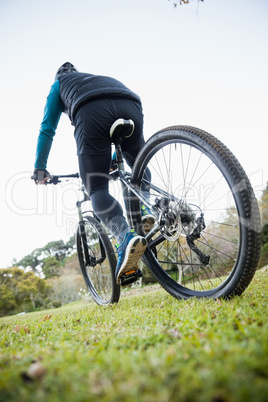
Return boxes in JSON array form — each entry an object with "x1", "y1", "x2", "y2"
[{"x1": 0, "y1": 268, "x2": 268, "y2": 402}]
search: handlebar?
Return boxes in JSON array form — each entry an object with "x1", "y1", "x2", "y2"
[{"x1": 31, "y1": 173, "x2": 80, "y2": 184}]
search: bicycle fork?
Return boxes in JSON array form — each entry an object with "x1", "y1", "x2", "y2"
[
  {"x1": 77, "y1": 194, "x2": 107, "y2": 267},
  {"x1": 76, "y1": 198, "x2": 92, "y2": 267}
]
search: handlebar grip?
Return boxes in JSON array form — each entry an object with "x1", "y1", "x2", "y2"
[{"x1": 31, "y1": 173, "x2": 79, "y2": 184}]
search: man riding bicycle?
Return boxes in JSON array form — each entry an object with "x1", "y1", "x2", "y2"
[{"x1": 33, "y1": 62, "x2": 154, "y2": 283}]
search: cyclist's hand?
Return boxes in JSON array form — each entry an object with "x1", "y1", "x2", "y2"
[{"x1": 32, "y1": 169, "x2": 51, "y2": 184}]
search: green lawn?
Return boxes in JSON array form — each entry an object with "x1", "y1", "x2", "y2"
[{"x1": 0, "y1": 269, "x2": 268, "y2": 402}]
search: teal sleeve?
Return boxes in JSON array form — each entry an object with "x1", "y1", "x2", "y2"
[{"x1": 34, "y1": 80, "x2": 64, "y2": 169}]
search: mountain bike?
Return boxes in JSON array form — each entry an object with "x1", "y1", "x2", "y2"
[{"x1": 36, "y1": 120, "x2": 262, "y2": 305}]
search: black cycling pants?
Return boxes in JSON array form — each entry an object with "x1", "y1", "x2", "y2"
[{"x1": 75, "y1": 98, "x2": 145, "y2": 225}]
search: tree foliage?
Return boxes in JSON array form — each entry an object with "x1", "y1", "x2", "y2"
[
  {"x1": 170, "y1": 0, "x2": 204, "y2": 7},
  {"x1": 258, "y1": 183, "x2": 268, "y2": 268},
  {"x1": 17, "y1": 251, "x2": 41, "y2": 274},
  {"x1": 17, "y1": 236, "x2": 76, "y2": 277},
  {"x1": 42, "y1": 256, "x2": 61, "y2": 279},
  {"x1": 260, "y1": 182, "x2": 268, "y2": 226},
  {"x1": 0, "y1": 267, "x2": 50, "y2": 316},
  {"x1": 0, "y1": 254, "x2": 84, "y2": 316}
]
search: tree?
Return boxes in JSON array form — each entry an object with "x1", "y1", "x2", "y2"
[
  {"x1": 0, "y1": 267, "x2": 50, "y2": 316},
  {"x1": 260, "y1": 182, "x2": 268, "y2": 226},
  {"x1": 42, "y1": 256, "x2": 61, "y2": 279},
  {"x1": 258, "y1": 183, "x2": 268, "y2": 267},
  {"x1": 0, "y1": 284, "x2": 17, "y2": 316},
  {"x1": 17, "y1": 250, "x2": 42, "y2": 274},
  {"x1": 262, "y1": 224, "x2": 268, "y2": 245},
  {"x1": 17, "y1": 236, "x2": 76, "y2": 276},
  {"x1": 42, "y1": 239, "x2": 72, "y2": 262},
  {"x1": 170, "y1": 0, "x2": 204, "y2": 7}
]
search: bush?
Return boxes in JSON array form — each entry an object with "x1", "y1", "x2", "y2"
[{"x1": 46, "y1": 269, "x2": 85, "y2": 308}]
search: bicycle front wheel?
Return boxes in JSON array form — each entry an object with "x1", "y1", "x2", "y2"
[
  {"x1": 131, "y1": 126, "x2": 262, "y2": 300},
  {"x1": 76, "y1": 215, "x2": 120, "y2": 305}
]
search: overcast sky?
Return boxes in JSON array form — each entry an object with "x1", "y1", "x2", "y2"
[{"x1": 1, "y1": 0, "x2": 267, "y2": 268}]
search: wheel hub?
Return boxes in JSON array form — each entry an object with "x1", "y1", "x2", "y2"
[{"x1": 158, "y1": 199, "x2": 196, "y2": 241}]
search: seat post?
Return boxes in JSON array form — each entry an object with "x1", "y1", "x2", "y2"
[{"x1": 115, "y1": 142, "x2": 125, "y2": 171}]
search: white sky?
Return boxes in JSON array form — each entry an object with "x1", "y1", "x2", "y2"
[{"x1": 1, "y1": 0, "x2": 268, "y2": 268}]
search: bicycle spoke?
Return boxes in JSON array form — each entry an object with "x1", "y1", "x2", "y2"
[
  {"x1": 143, "y1": 141, "x2": 242, "y2": 292},
  {"x1": 131, "y1": 126, "x2": 261, "y2": 299},
  {"x1": 77, "y1": 216, "x2": 119, "y2": 305}
]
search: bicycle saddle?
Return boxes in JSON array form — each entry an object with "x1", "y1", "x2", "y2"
[{"x1": 109, "y1": 118, "x2": 135, "y2": 144}]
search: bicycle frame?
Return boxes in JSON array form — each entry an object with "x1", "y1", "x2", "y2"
[
  {"x1": 31, "y1": 122, "x2": 262, "y2": 301},
  {"x1": 38, "y1": 140, "x2": 211, "y2": 275},
  {"x1": 109, "y1": 142, "x2": 161, "y2": 241},
  {"x1": 109, "y1": 141, "x2": 184, "y2": 243}
]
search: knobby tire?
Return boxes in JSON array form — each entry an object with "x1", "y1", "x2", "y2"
[{"x1": 130, "y1": 126, "x2": 262, "y2": 300}]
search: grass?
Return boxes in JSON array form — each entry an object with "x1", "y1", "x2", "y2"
[{"x1": 0, "y1": 269, "x2": 268, "y2": 402}]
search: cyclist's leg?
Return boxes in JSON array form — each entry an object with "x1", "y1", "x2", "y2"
[
  {"x1": 116, "y1": 101, "x2": 153, "y2": 231},
  {"x1": 124, "y1": 149, "x2": 151, "y2": 197},
  {"x1": 78, "y1": 153, "x2": 147, "y2": 283},
  {"x1": 78, "y1": 153, "x2": 131, "y2": 243},
  {"x1": 118, "y1": 100, "x2": 144, "y2": 166},
  {"x1": 74, "y1": 100, "x2": 133, "y2": 243},
  {"x1": 75, "y1": 100, "x2": 147, "y2": 283},
  {"x1": 117, "y1": 101, "x2": 152, "y2": 201}
]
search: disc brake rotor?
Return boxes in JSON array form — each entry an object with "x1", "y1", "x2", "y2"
[{"x1": 160, "y1": 200, "x2": 196, "y2": 241}]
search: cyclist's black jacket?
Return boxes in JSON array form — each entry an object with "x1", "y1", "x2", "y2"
[
  {"x1": 34, "y1": 72, "x2": 141, "y2": 169},
  {"x1": 59, "y1": 72, "x2": 141, "y2": 124}
]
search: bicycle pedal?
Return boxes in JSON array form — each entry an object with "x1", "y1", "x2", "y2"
[{"x1": 120, "y1": 269, "x2": 143, "y2": 287}]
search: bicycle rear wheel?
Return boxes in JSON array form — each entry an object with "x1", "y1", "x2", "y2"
[
  {"x1": 131, "y1": 126, "x2": 262, "y2": 299},
  {"x1": 76, "y1": 215, "x2": 120, "y2": 305}
]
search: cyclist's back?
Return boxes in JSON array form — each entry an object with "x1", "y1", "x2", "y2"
[{"x1": 58, "y1": 72, "x2": 141, "y2": 123}]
